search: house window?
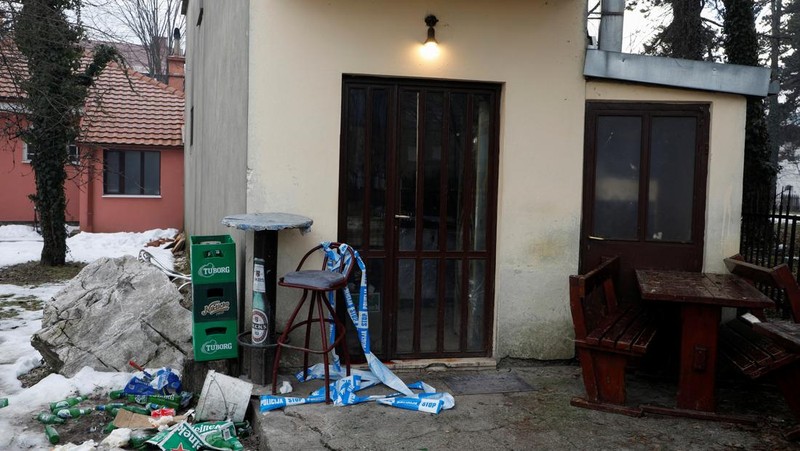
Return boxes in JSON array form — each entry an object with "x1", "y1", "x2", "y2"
[
  {"x1": 103, "y1": 149, "x2": 161, "y2": 195},
  {"x1": 22, "y1": 143, "x2": 80, "y2": 165}
]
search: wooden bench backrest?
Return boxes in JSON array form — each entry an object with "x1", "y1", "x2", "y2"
[
  {"x1": 570, "y1": 256, "x2": 620, "y2": 340},
  {"x1": 724, "y1": 256, "x2": 800, "y2": 323}
]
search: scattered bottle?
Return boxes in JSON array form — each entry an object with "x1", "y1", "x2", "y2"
[
  {"x1": 44, "y1": 425, "x2": 60, "y2": 445},
  {"x1": 95, "y1": 403, "x2": 125, "y2": 411},
  {"x1": 0, "y1": 398, "x2": 8, "y2": 408},
  {"x1": 121, "y1": 405, "x2": 151, "y2": 416},
  {"x1": 55, "y1": 407, "x2": 93, "y2": 419},
  {"x1": 129, "y1": 430, "x2": 156, "y2": 449},
  {"x1": 35, "y1": 412, "x2": 65, "y2": 425},
  {"x1": 102, "y1": 422, "x2": 117, "y2": 434},
  {"x1": 109, "y1": 390, "x2": 124, "y2": 400},
  {"x1": 49, "y1": 396, "x2": 86, "y2": 411}
]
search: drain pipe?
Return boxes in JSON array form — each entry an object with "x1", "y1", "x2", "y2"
[{"x1": 598, "y1": 0, "x2": 624, "y2": 52}]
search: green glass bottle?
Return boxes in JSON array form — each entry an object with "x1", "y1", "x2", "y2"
[
  {"x1": 102, "y1": 422, "x2": 117, "y2": 434},
  {"x1": 35, "y1": 412, "x2": 65, "y2": 424},
  {"x1": 129, "y1": 429, "x2": 156, "y2": 448},
  {"x1": 0, "y1": 398, "x2": 8, "y2": 408},
  {"x1": 49, "y1": 396, "x2": 86, "y2": 411},
  {"x1": 109, "y1": 390, "x2": 125, "y2": 399},
  {"x1": 95, "y1": 402, "x2": 125, "y2": 411},
  {"x1": 55, "y1": 407, "x2": 93, "y2": 419},
  {"x1": 44, "y1": 425, "x2": 60, "y2": 445},
  {"x1": 121, "y1": 405, "x2": 151, "y2": 415}
]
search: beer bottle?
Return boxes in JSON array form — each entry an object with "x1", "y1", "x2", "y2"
[
  {"x1": 121, "y1": 405, "x2": 151, "y2": 415},
  {"x1": 49, "y1": 396, "x2": 86, "y2": 411},
  {"x1": 103, "y1": 422, "x2": 117, "y2": 434},
  {"x1": 35, "y1": 412, "x2": 65, "y2": 424},
  {"x1": 95, "y1": 402, "x2": 125, "y2": 411},
  {"x1": 252, "y1": 258, "x2": 269, "y2": 345},
  {"x1": 129, "y1": 429, "x2": 156, "y2": 448},
  {"x1": 0, "y1": 398, "x2": 8, "y2": 408},
  {"x1": 109, "y1": 390, "x2": 124, "y2": 399},
  {"x1": 55, "y1": 407, "x2": 93, "y2": 419},
  {"x1": 44, "y1": 425, "x2": 60, "y2": 445}
]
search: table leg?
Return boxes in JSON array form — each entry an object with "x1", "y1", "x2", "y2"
[
  {"x1": 254, "y1": 230, "x2": 278, "y2": 344},
  {"x1": 676, "y1": 304, "x2": 720, "y2": 412}
]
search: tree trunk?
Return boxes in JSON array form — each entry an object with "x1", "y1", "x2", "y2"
[{"x1": 34, "y1": 144, "x2": 68, "y2": 266}]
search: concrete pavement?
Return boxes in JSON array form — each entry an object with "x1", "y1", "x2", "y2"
[{"x1": 251, "y1": 361, "x2": 798, "y2": 450}]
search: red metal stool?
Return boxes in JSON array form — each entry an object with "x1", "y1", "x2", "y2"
[{"x1": 271, "y1": 243, "x2": 352, "y2": 403}]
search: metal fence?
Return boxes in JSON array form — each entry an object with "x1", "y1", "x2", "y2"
[
  {"x1": 740, "y1": 187, "x2": 800, "y2": 274},
  {"x1": 740, "y1": 187, "x2": 800, "y2": 318}
]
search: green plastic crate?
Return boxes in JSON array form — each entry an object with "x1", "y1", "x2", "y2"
[
  {"x1": 190, "y1": 235, "x2": 236, "y2": 285},
  {"x1": 193, "y1": 319, "x2": 239, "y2": 361},
  {"x1": 193, "y1": 282, "x2": 238, "y2": 323}
]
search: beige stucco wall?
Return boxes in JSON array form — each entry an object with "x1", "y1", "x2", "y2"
[
  {"x1": 585, "y1": 80, "x2": 747, "y2": 274},
  {"x1": 247, "y1": 0, "x2": 587, "y2": 360}
]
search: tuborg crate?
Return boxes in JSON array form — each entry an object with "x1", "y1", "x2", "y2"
[
  {"x1": 190, "y1": 235, "x2": 236, "y2": 285},
  {"x1": 193, "y1": 282, "x2": 238, "y2": 323},
  {"x1": 190, "y1": 234, "x2": 238, "y2": 362},
  {"x1": 193, "y1": 320, "x2": 239, "y2": 361}
]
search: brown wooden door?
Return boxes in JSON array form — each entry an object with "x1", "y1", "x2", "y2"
[
  {"x1": 339, "y1": 76, "x2": 500, "y2": 359},
  {"x1": 580, "y1": 103, "x2": 710, "y2": 299}
]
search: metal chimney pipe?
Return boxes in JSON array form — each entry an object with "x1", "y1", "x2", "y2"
[{"x1": 599, "y1": 0, "x2": 624, "y2": 52}]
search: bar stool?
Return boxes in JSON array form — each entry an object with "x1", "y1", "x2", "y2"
[{"x1": 271, "y1": 243, "x2": 352, "y2": 403}]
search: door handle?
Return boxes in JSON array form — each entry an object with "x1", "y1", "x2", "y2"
[{"x1": 394, "y1": 215, "x2": 413, "y2": 220}]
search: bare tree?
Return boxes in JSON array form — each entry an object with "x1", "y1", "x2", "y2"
[{"x1": 85, "y1": 0, "x2": 184, "y2": 81}]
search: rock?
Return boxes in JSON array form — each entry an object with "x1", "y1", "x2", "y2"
[{"x1": 31, "y1": 255, "x2": 193, "y2": 377}]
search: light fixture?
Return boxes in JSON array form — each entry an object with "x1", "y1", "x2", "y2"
[{"x1": 421, "y1": 14, "x2": 440, "y2": 59}]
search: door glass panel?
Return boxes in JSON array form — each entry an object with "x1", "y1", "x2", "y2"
[
  {"x1": 444, "y1": 259, "x2": 461, "y2": 352},
  {"x1": 647, "y1": 117, "x2": 696, "y2": 242},
  {"x1": 420, "y1": 259, "x2": 439, "y2": 352},
  {"x1": 345, "y1": 88, "x2": 366, "y2": 248},
  {"x1": 370, "y1": 89, "x2": 389, "y2": 249},
  {"x1": 423, "y1": 93, "x2": 443, "y2": 251},
  {"x1": 398, "y1": 91, "x2": 419, "y2": 251},
  {"x1": 447, "y1": 93, "x2": 467, "y2": 251},
  {"x1": 471, "y1": 94, "x2": 492, "y2": 251},
  {"x1": 592, "y1": 116, "x2": 642, "y2": 240},
  {"x1": 365, "y1": 258, "x2": 383, "y2": 354},
  {"x1": 466, "y1": 259, "x2": 486, "y2": 352},
  {"x1": 396, "y1": 259, "x2": 415, "y2": 353}
]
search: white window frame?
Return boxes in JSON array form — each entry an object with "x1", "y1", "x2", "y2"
[{"x1": 22, "y1": 142, "x2": 80, "y2": 165}]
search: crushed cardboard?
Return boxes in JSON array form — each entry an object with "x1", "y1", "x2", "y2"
[{"x1": 113, "y1": 409, "x2": 187, "y2": 429}]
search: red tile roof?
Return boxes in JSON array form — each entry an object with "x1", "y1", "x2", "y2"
[
  {"x1": 81, "y1": 61, "x2": 184, "y2": 147},
  {"x1": 0, "y1": 43, "x2": 184, "y2": 148}
]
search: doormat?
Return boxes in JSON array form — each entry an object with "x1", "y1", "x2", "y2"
[{"x1": 440, "y1": 373, "x2": 535, "y2": 395}]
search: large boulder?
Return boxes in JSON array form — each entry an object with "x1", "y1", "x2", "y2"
[{"x1": 32, "y1": 255, "x2": 193, "y2": 377}]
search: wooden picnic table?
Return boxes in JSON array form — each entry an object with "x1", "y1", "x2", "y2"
[
  {"x1": 753, "y1": 319, "x2": 800, "y2": 354},
  {"x1": 635, "y1": 270, "x2": 774, "y2": 420}
]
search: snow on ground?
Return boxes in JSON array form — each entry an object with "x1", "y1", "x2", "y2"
[
  {"x1": 0, "y1": 225, "x2": 180, "y2": 449},
  {"x1": 0, "y1": 225, "x2": 178, "y2": 269}
]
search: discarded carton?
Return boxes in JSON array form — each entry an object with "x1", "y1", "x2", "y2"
[
  {"x1": 112, "y1": 409, "x2": 186, "y2": 429},
  {"x1": 195, "y1": 370, "x2": 252, "y2": 422}
]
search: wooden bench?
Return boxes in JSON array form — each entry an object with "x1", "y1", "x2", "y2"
[
  {"x1": 569, "y1": 256, "x2": 658, "y2": 416},
  {"x1": 720, "y1": 257, "x2": 800, "y2": 440}
]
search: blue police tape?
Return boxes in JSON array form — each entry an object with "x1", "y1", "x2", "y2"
[{"x1": 262, "y1": 242, "x2": 454, "y2": 414}]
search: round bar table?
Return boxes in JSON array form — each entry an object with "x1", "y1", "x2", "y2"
[{"x1": 222, "y1": 212, "x2": 313, "y2": 344}]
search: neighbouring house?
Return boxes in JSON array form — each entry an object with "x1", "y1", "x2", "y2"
[
  {"x1": 0, "y1": 44, "x2": 186, "y2": 233},
  {"x1": 182, "y1": 1, "x2": 772, "y2": 362}
]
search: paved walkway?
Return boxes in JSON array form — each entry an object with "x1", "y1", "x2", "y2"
[{"x1": 252, "y1": 362, "x2": 798, "y2": 450}]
